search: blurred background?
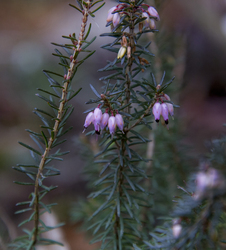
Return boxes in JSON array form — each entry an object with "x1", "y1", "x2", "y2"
[{"x1": 0, "y1": 0, "x2": 226, "y2": 249}]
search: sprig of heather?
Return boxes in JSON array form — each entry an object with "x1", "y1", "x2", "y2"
[{"x1": 82, "y1": 1, "x2": 177, "y2": 249}]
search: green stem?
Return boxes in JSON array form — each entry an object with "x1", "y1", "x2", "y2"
[{"x1": 114, "y1": 2, "x2": 135, "y2": 248}]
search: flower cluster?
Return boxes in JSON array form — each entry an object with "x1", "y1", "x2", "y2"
[
  {"x1": 106, "y1": 6, "x2": 120, "y2": 28},
  {"x1": 152, "y1": 94, "x2": 174, "y2": 125},
  {"x1": 193, "y1": 167, "x2": 225, "y2": 200},
  {"x1": 106, "y1": 4, "x2": 160, "y2": 60},
  {"x1": 83, "y1": 107, "x2": 124, "y2": 136},
  {"x1": 140, "y1": 6, "x2": 160, "y2": 31},
  {"x1": 106, "y1": 4, "x2": 160, "y2": 30}
]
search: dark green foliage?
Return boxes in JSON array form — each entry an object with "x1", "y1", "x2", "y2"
[{"x1": 142, "y1": 134, "x2": 226, "y2": 250}]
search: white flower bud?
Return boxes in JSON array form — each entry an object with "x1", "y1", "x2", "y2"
[
  {"x1": 193, "y1": 172, "x2": 210, "y2": 200},
  {"x1": 117, "y1": 46, "x2": 127, "y2": 59},
  {"x1": 172, "y1": 224, "x2": 182, "y2": 238}
]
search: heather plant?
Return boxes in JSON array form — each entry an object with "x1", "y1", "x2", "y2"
[{"x1": 9, "y1": 0, "x2": 226, "y2": 250}]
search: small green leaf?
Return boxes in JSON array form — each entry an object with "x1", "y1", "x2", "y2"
[
  {"x1": 67, "y1": 88, "x2": 82, "y2": 101},
  {"x1": 39, "y1": 238, "x2": 64, "y2": 246},
  {"x1": 122, "y1": 185, "x2": 132, "y2": 207},
  {"x1": 14, "y1": 181, "x2": 34, "y2": 186},
  {"x1": 18, "y1": 142, "x2": 42, "y2": 155},
  {"x1": 123, "y1": 173, "x2": 136, "y2": 191},
  {"x1": 90, "y1": 84, "x2": 101, "y2": 98},
  {"x1": 90, "y1": 199, "x2": 112, "y2": 220},
  {"x1": 94, "y1": 172, "x2": 114, "y2": 186},
  {"x1": 91, "y1": 2, "x2": 105, "y2": 14},
  {"x1": 15, "y1": 208, "x2": 32, "y2": 214}
]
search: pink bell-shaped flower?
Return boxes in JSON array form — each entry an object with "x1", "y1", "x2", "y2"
[
  {"x1": 100, "y1": 112, "x2": 109, "y2": 130},
  {"x1": 108, "y1": 116, "x2": 116, "y2": 135},
  {"x1": 93, "y1": 107, "x2": 102, "y2": 125},
  {"x1": 166, "y1": 103, "x2": 174, "y2": 117},
  {"x1": 147, "y1": 6, "x2": 160, "y2": 21},
  {"x1": 93, "y1": 107, "x2": 102, "y2": 134},
  {"x1": 152, "y1": 102, "x2": 162, "y2": 122},
  {"x1": 106, "y1": 6, "x2": 117, "y2": 23},
  {"x1": 115, "y1": 113, "x2": 124, "y2": 132},
  {"x1": 161, "y1": 103, "x2": 169, "y2": 124},
  {"x1": 149, "y1": 18, "x2": 156, "y2": 29},
  {"x1": 142, "y1": 12, "x2": 150, "y2": 28},
  {"x1": 83, "y1": 112, "x2": 94, "y2": 132},
  {"x1": 93, "y1": 121, "x2": 100, "y2": 135},
  {"x1": 112, "y1": 12, "x2": 120, "y2": 27}
]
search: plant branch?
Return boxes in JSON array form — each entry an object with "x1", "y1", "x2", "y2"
[
  {"x1": 31, "y1": 1, "x2": 92, "y2": 247},
  {"x1": 126, "y1": 101, "x2": 154, "y2": 132},
  {"x1": 114, "y1": 2, "x2": 135, "y2": 248}
]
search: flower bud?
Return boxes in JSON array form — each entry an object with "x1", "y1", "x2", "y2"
[
  {"x1": 142, "y1": 12, "x2": 150, "y2": 28},
  {"x1": 100, "y1": 112, "x2": 109, "y2": 130},
  {"x1": 172, "y1": 218, "x2": 182, "y2": 238},
  {"x1": 172, "y1": 224, "x2": 182, "y2": 238},
  {"x1": 166, "y1": 103, "x2": 174, "y2": 117},
  {"x1": 106, "y1": 6, "x2": 116, "y2": 23},
  {"x1": 164, "y1": 94, "x2": 171, "y2": 101},
  {"x1": 83, "y1": 112, "x2": 94, "y2": 130},
  {"x1": 194, "y1": 168, "x2": 225, "y2": 200},
  {"x1": 208, "y1": 168, "x2": 224, "y2": 189},
  {"x1": 115, "y1": 114, "x2": 124, "y2": 132},
  {"x1": 194, "y1": 171, "x2": 211, "y2": 200},
  {"x1": 139, "y1": 22, "x2": 143, "y2": 33},
  {"x1": 127, "y1": 46, "x2": 131, "y2": 59},
  {"x1": 152, "y1": 102, "x2": 162, "y2": 122},
  {"x1": 108, "y1": 116, "x2": 116, "y2": 135},
  {"x1": 161, "y1": 103, "x2": 169, "y2": 124},
  {"x1": 149, "y1": 18, "x2": 156, "y2": 30},
  {"x1": 117, "y1": 46, "x2": 127, "y2": 59},
  {"x1": 113, "y1": 12, "x2": 120, "y2": 27},
  {"x1": 147, "y1": 6, "x2": 160, "y2": 21},
  {"x1": 122, "y1": 36, "x2": 127, "y2": 47}
]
